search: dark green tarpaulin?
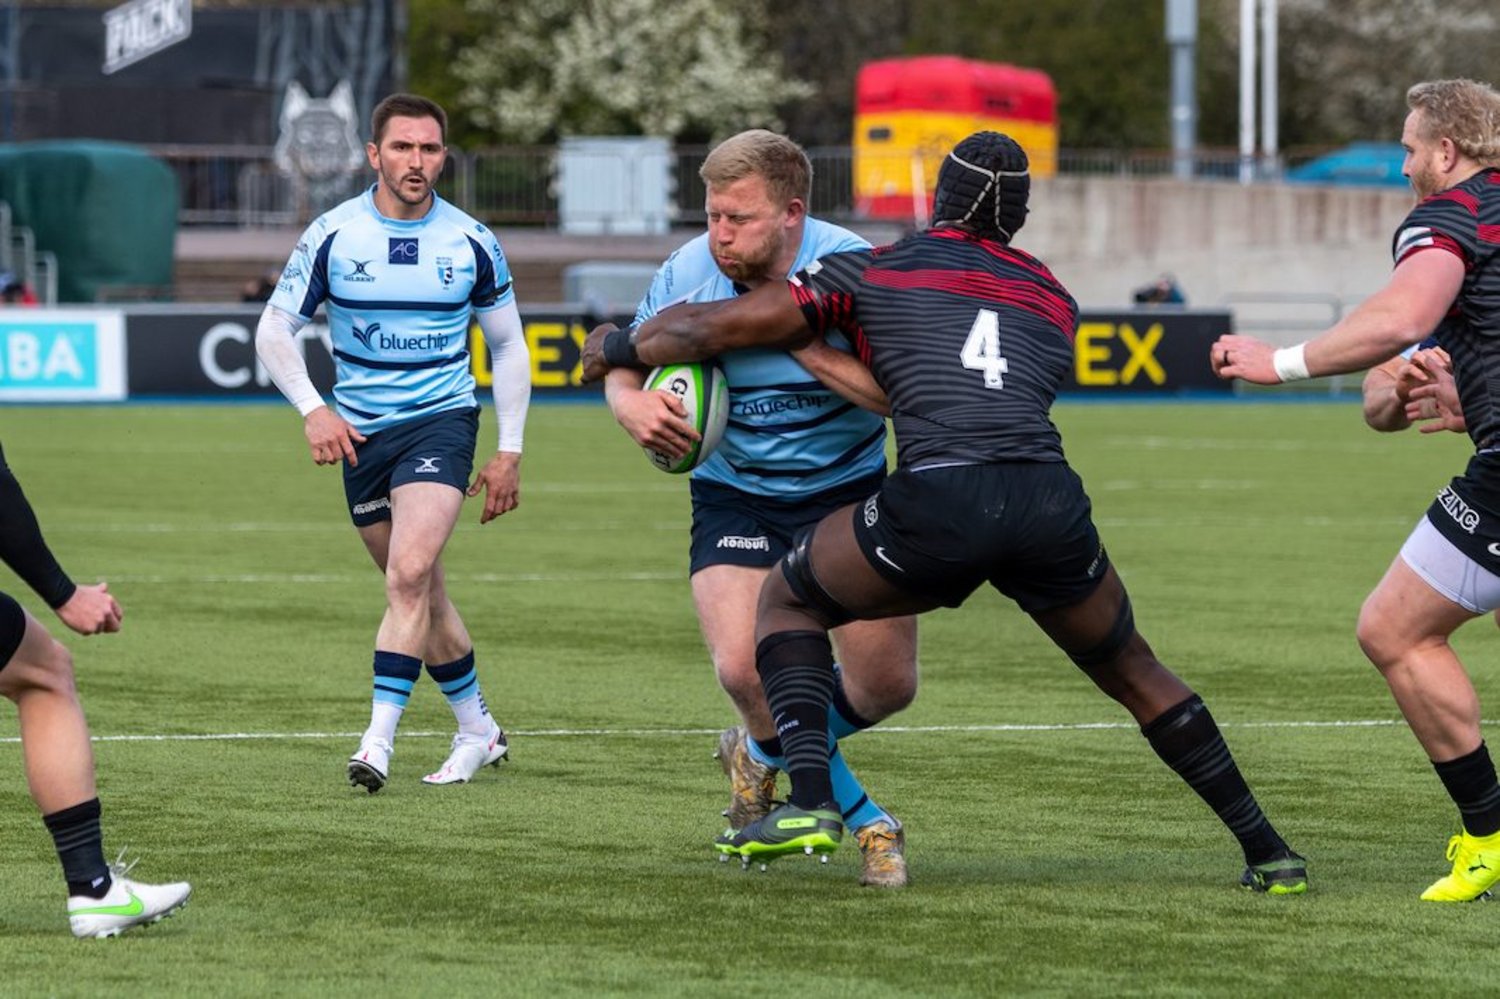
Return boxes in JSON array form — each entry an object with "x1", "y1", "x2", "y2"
[{"x1": 0, "y1": 141, "x2": 177, "y2": 302}]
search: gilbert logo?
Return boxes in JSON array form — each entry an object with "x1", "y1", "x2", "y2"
[
  {"x1": 344, "y1": 259, "x2": 376, "y2": 282},
  {"x1": 414, "y1": 457, "x2": 441, "y2": 474}
]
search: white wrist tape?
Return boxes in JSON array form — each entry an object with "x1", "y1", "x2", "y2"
[{"x1": 1272, "y1": 343, "x2": 1310, "y2": 382}]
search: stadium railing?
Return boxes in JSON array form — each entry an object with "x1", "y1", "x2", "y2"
[{"x1": 146, "y1": 144, "x2": 1335, "y2": 229}]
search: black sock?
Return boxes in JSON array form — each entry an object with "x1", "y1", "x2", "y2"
[
  {"x1": 756, "y1": 630, "x2": 836, "y2": 809},
  {"x1": 1141, "y1": 695, "x2": 1288, "y2": 864},
  {"x1": 1433, "y1": 742, "x2": 1500, "y2": 837},
  {"x1": 42, "y1": 798, "x2": 111, "y2": 898},
  {"x1": 749, "y1": 734, "x2": 783, "y2": 760}
]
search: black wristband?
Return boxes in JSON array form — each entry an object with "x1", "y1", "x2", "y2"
[{"x1": 601, "y1": 326, "x2": 641, "y2": 368}]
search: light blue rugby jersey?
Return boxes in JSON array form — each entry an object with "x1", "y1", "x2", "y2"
[
  {"x1": 269, "y1": 185, "x2": 514, "y2": 435},
  {"x1": 634, "y1": 218, "x2": 888, "y2": 497}
]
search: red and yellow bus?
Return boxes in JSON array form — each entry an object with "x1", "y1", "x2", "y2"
[{"x1": 854, "y1": 56, "x2": 1058, "y2": 221}]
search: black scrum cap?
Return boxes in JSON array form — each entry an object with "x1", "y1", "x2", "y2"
[{"x1": 931, "y1": 131, "x2": 1030, "y2": 242}]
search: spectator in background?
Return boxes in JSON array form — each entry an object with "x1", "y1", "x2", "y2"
[
  {"x1": 239, "y1": 270, "x2": 278, "y2": 304},
  {"x1": 1, "y1": 271, "x2": 38, "y2": 306},
  {"x1": 1132, "y1": 273, "x2": 1187, "y2": 306}
]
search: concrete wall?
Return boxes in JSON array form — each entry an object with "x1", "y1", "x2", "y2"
[
  {"x1": 175, "y1": 178, "x2": 1418, "y2": 329},
  {"x1": 1021, "y1": 177, "x2": 1413, "y2": 317}
]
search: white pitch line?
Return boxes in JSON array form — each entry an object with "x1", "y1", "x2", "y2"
[
  {"x1": 0, "y1": 718, "x2": 1420, "y2": 746},
  {"x1": 102, "y1": 571, "x2": 682, "y2": 584}
]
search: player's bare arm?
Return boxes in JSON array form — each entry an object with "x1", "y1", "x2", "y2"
[
  {"x1": 791, "y1": 336, "x2": 890, "y2": 416},
  {"x1": 468, "y1": 451, "x2": 521, "y2": 524},
  {"x1": 603, "y1": 364, "x2": 698, "y2": 460},
  {"x1": 1405, "y1": 348, "x2": 1467, "y2": 434},
  {"x1": 1212, "y1": 250, "x2": 1465, "y2": 384},
  {"x1": 1363, "y1": 356, "x2": 1422, "y2": 432}
]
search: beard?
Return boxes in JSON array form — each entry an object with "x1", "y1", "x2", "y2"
[
  {"x1": 713, "y1": 228, "x2": 785, "y2": 284},
  {"x1": 1407, "y1": 160, "x2": 1440, "y2": 201},
  {"x1": 384, "y1": 166, "x2": 432, "y2": 206}
]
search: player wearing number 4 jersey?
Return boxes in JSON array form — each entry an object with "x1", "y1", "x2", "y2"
[{"x1": 583, "y1": 130, "x2": 1306, "y2": 893}]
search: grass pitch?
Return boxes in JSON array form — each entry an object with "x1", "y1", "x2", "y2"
[{"x1": 0, "y1": 399, "x2": 1493, "y2": 996}]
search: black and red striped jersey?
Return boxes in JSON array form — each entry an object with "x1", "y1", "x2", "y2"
[
  {"x1": 1393, "y1": 168, "x2": 1500, "y2": 450},
  {"x1": 789, "y1": 227, "x2": 1079, "y2": 469}
]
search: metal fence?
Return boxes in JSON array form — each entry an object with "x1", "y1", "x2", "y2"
[{"x1": 148, "y1": 143, "x2": 1329, "y2": 229}]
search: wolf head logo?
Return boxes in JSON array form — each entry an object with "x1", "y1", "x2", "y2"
[{"x1": 273, "y1": 80, "x2": 364, "y2": 183}]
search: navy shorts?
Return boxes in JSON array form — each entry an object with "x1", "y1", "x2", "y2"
[
  {"x1": 0, "y1": 589, "x2": 26, "y2": 671},
  {"x1": 852, "y1": 462, "x2": 1110, "y2": 613},
  {"x1": 689, "y1": 471, "x2": 886, "y2": 575},
  {"x1": 342, "y1": 406, "x2": 479, "y2": 527}
]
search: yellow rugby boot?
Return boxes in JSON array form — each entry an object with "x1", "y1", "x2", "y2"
[{"x1": 1421, "y1": 830, "x2": 1500, "y2": 902}]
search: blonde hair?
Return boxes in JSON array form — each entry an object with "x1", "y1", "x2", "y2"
[
  {"x1": 699, "y1": 129, "x2": 812, "y2": 208},
  {"x1": 1406, "y1": 79, "x2": 1500, "y2": 166}
]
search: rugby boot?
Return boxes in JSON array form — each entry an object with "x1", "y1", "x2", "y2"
[
  {"x1": 1239, "y1": 850, "x2": 1308, "y2": 896},
  {"x1": 1421, "y1": 830, "x2": 1500, "y2": 902},
  {"x1": 423, "y1": 720, "x2": 508, "y2": 785},
  {"x1": 715, "y1": 802, "x2": 843, "y2": 865},
  {"x1": 855, "y1": 817, "x2": 908, "y2": 887},
  {"x1": 715, "y1": 725, "x2": 778, "y2": 829},
  {"x1": 347, "y1": 735, "x2": 393, "y2": 793}
]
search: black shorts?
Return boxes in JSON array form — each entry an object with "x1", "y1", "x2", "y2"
[
  {"x1": 689, "y1": 472, "x2": 886, "y2": 575},
  {"x1": 852, "y1": 462, "x2": 1110, "y2": 613},
  {"x1": 342, "y1": 406, "x2": 479, "y2": 527},
  {"x1": 1423, "y1": 451, "x2": 1500, "y2": 569},
  {"x1": 0, "y1": 589, "x2": 26, "y2": 671}
]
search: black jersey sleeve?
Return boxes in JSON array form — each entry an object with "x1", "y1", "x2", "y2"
[
  {"x1": 789, "y1": 249, "x2": 874, "y2": 360},
  {"x1": 1395, "y1": 190, "x2": 1477, "y2": 267},
  {"x1": 0, "y1": 444, "x2": 76, "y2": 609}
]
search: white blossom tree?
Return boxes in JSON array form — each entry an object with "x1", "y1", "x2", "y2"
[{"x1": 454, "y1": 0, "x2": 813, "y2": 142}]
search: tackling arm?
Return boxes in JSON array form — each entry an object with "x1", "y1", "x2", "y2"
[{"x1": 635, "y1": 282, "x2": 816, "y2": 365}]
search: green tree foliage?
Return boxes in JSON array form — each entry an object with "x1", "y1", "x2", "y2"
[
  {"x1": 448, "y1": 0, "x2": 812, "y2": 143},
  {"x1": 407, "y1": 0, "x2": 491, "y2": 148},
  {"x1": 900, "y1": 0, "x2": 1173, "y2": 149},
  {"x1": 1200, "y1": 0, "x2": 1500, "y2": 149}
]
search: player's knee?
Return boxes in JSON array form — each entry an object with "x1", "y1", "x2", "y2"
[
  {"x1": 384, "y1": 557, "x2": 435, "y2": 606},
  {"x1": 852, "y1": 660, "x2": 917, "y2": 715},
  {"x1": 712, "y1": 654, "x2": 762, "y2": 703},
  {"x1": 0, "y1": 636, "x2": 77, "y2": 702},
  {"x1": 1355, "y1": 600, "x2": 1406, "y2": 672}
]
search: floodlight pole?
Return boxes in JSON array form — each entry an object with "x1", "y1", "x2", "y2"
[
  {"x1": 1261, "y1": 0, "x2": 1279, "y2": 177},
  {"x1": 1166, "y1": 0, "x2": 1197, "y2": 180},
  {"x1": 1238, "y1": 0, "x2": 1256, "y2": 184}
]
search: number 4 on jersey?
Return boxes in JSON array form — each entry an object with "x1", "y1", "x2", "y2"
[{"x1": 960, "y1": 308, "x2": 1009, "y2": 388}]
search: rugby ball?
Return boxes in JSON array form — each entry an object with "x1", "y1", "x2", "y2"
[{"x1": 642, "y1": 361, "x2": 729, "y2": 474}]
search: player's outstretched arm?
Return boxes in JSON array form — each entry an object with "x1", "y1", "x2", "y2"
[{"x1": 1213, "y1": 250, "x2": 1464, "y2": 386}]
